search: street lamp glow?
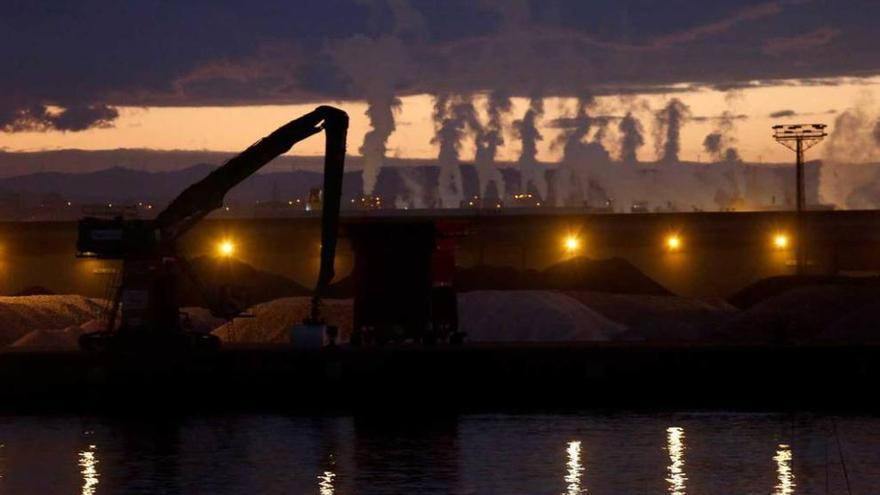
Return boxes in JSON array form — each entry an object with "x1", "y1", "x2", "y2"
[
  {"x1": 666, "y1": 235, "x2": 682, "y2": 252},
  {"x1": 773, "y1": 233, "x2": 789, "y2": 250},
  {"x1": 217, "y1": 239, "x2": 235, "y2": 257},
  {"x1": 564, "y1": 235, "x2": 581, "y2": 254}
]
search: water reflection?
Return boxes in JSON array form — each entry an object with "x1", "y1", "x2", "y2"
[
  {"x1": 666, "y1": 427, "x2": 687, "y2": 495},
  {"x1": 564, "y1": 440, "x2": 585, "y2": 494},
  {"x1": 318, "y1": 452, "x2": 336, "y2": 495},
  {"x1": 773, "y1": 444, "x2": 795, "y2": 495},
  {"x1": 318, "y1": 469, "x2": 335, "y2": 495},
  {"x1": 78, "y1": 444, "x2": 99, "y2": 495}
]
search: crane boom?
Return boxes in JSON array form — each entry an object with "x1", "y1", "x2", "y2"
[
  {"x1": 155, "y1": 106, "x2": 348, "y2": 243},
  {"x1": 76, "y1": 106, "x2": 349, "y2": 350}
]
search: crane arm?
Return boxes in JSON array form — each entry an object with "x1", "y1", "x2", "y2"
[
  {"x1": 155, "y1": 105, "x2": 348, "y2": 322},
  {"x1": 154, "y1": 106, "x2": 349, "y2": 243}
]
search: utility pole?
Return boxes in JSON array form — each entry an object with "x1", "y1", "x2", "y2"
[{"x1": 772, "y1": 124, "x2": 827, "y2": 275}]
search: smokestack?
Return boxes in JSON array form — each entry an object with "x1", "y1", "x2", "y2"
[
  {"x1": 514, "y1": 96, "x2": 547, "y2": 200},
  {"x1": 655, "y1": 98, "x2": 691, "y2": 164},
  {"x1": 360, "y1": 95, "x2": 401, "y2": 194},
  {"x1": 618, "y1": 112, "x2": 645, "y2": 165},
  {"x1": 474, "y1": 91, "x2": 512, "y2": 200}
]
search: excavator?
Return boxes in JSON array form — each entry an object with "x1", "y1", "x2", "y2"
[{"x1": 75, "y1": 106, "x2": 349, "y2": 351}]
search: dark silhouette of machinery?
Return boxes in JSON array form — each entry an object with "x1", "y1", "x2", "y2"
[{"x1": 76, "y1": 106, "x2": 349, "y2": 351}]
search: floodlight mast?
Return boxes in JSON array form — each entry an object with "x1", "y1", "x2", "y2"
[{"x1": 772, "y1": 123, "x2": 827, "y2": 274}]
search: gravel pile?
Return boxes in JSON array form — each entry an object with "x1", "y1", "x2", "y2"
[
  {"x1": 565, "y1": 291, "x2": 737, "y2": 341},
  {"x1": 456, "y1": 257, "x2": 671, "y2": 295},
  {"x1": 0, "y1": 295, "x2": 106, "y2": 347},
  {"x1": 213, "y1": 297, "x2": 354, "y2": 344},
  {"x1": 718, "y1": 285, "x2": 880, "y2": 343},
  {"x1": 458, "y1": 291, "x2": 626, "y2": 342}
]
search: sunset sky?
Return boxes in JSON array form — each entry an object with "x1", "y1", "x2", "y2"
[{"x1": 2, "y1": 1, "x2": 880, "y2": 168}]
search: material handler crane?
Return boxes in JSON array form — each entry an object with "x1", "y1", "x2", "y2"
[{"x1": 76, "y1": 106, "x2": 349, "y2": 351}]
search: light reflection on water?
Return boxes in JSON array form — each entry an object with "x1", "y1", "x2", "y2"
[
  {"x1": 773, "y1": 444, "x2": 795, "y2": 495},
  {"x1": 78, "y1": 444, "x2": 99, "y2": 495},
  {"x1": 665, "y1": 426, "x2": 687, "y2": 495},
  {"x1": 318, "y1": 453, "x2": 336, "y2": 495},
  {"x1": 318, "y1": 469, "x2": 335, "y2": 495},
  {"x1": 0, "y1": 414, "x2": 875, "y2": 494},
  {"x1": 564, "y1": 440, "x2": 585, "y2": 494}
]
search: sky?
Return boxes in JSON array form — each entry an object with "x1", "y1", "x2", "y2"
[{"x1": 2, "y1": 0, "x2": 880, "y2": 168}]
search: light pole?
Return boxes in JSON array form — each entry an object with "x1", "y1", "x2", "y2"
[{"x1": 772, "y1": 124, "x2": 827, "y2": 275}]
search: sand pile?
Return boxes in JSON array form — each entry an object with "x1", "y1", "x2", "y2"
[
  {"x1": 11, "y1": 327, "x2": 83, "y2": 350},
  {"x1": 819, "y1": 301, "x2": 880, "y2": 343},
  {"x1": 542, "y1": 257, "x2": 671, "y2": 295},
  {"x1": 456, "y1": 258, "x2": 671, "y2": 295},
  {"x1": 179, "y1": 256, "x2": 311, "y2": 307},
  {"x1": 458, "y1": 291, "x2": 626, "y2": 342},
  {"x1": 455, "y1": 265, "x2": 538, "y2": 291},
  {"x1": 10, "y1": 306, "x2": 226, "y2": 350},
  {"x1": 718, "y1": 285, "x2": 880, "y2": 343},
  {"x1": 213, "y1": 297, "x2": 354, "y2": 344},
  {"x1": 325, "y1": 275, "x2": 355, "y2": 298},
  {"x1": 728, "y1": 275, "x2": 880, "y2": 309},
  {"x1": 565, "y1": 291, "x2": 738, "y2": 341},
  {"x1": 179, "y1": 307, "x2": 226, "y2": 334},
  {"x1": 0, "y1": 295, "x2": 106, "y2": 347}
]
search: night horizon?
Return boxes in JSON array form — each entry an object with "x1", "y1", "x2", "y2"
[{"x1": 2, "y1": 2, "x2": 880, "y2": 494}]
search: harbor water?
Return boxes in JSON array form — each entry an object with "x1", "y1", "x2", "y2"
[{"x1": 0, "y1": 412, "x2": 877, "y2": 494}]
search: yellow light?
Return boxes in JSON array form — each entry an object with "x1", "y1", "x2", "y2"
[
  {"x1": 564, "y1": 236, "x2": 581, "y2": 253},
  {"x1": 773, "y1": 233, "x2": 789, "y2": 250},
  {"x1": 217, "y1": 240, "x2": 235, "y2": 257},
  {"x1": 666, "y1": 235, "x2": 682, "y2": 251}
]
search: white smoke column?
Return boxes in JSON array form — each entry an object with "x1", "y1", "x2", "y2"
[
  {"x1": 702, "y1": 111, "x2": 741, "y2": 163},
  {"x1": 474, "y1": 91, "x2": 511, "y2": 200},
  {"x1": 432, "y1": 95, "x2": 481, "y2": 208},
  {"x1": 554, "y1": 97, "x2": 594, "y2": 206},
  {"x1": 331, "y1": 35, "x2": 408, "y2": 195},
  {"x1": 555, "y1": 99, "x2": 645, "y2": 210},
  {"x1": 655, "y1": 98, "x2": 691, "y2": 164},
  {"x1": 360, "y1": 95, "x2": 402, "y2": 194},
  {"x1": 618, "y1": 112, "x2": 645, "y2": 165},
  {"x1": 514, "y1": 96, "x2": 547, "y2": 199},
  {"x1": 820, "y1": 107, "x2": 880, "y2": 208},
  {"x1": 398, "y1": 167, "x2": 426, "y2": 208}
]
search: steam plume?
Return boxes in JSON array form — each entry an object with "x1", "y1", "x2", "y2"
[
  {"x1": 820, "y1": 107, "x2": 880, "y2": 208},
  {"x1": 514, "y1": 96, "x2": 547, "y2": 199},
  {"x1": 474, "y1": 91, "x2": 511, "y2": 200},
  {"x1": 433, "y1": 95, "x2": 481, "y2": 208},
  {"x1": 360, "y1": 95, "x2": 401, "y2": 194},
  {"x1": 618, "y1": 112, "x2": 644, "y2": 165},
  {"x1": 554, "y1": 97, "x2": 595, "y2": 206},
  {"x1": 702, "y1": 111, "x2": 741, "y2": 163},
  {"x1": 655, "y1": 98, "x2": 691, "y2": 164},
  {"x1": 331, "y1": 32, "x2": 409, "y2": 195}
]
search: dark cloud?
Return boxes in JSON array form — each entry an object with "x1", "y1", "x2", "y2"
[
  {"x1": 691, "y1": 113, "x2": 749, "y2": 123},
  {"x1": 3, "y1": 0, "x2": 880, "y2": 133},
  {"x1": 1, "y1": 104, "x2": 118, "y2": 132},
  {"x1": 767, "y1": 108, "x2": 839, "y2": 119},
  {"x1": 769, "y1": 109, "x2": 797, "y2": 118}
]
